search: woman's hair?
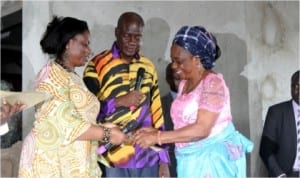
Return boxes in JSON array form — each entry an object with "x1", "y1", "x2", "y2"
[
  {"x1": 172, "y1": 25, "x2": 221, "y2": 69},
  {"x1": 40, "y1": 16, "x2": 89, "y2": 60}
]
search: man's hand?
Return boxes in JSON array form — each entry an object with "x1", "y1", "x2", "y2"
[
  {"x1": 0, "y1": 100, "x2": 26, "y2": 125},
  {"x1": 115, "y1": 91, "x2": 144, "y2": 108}
]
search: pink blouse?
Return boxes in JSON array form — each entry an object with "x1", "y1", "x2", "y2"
[{"x1": 170, "y1": 72, "x2": 232, "y2": 148}]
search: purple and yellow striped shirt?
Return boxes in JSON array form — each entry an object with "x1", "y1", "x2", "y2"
[{"x1": 83, "y1": 42, "x2": 169, "y2": 168}]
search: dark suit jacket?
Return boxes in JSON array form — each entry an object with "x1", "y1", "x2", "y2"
[
  {"x1": 260, "y1": 100, "x2": 298, "y2": 177},
  {"x1": 161, "y1": 93, "x2": 177, "y2": 177}
]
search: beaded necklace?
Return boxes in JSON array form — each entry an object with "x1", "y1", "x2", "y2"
[{"x1": 55, "y1": 59, "x2": 77, "y2": 74}]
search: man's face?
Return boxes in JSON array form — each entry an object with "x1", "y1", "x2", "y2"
[
  {"x1": 291, "y1": 76, "x2": 300, "y2": 104},
  {"x1": 116, "y1": 20, "x2": 143, "y2": 60}
]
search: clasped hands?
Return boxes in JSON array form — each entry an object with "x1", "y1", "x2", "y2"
[
  {"x1": 133, "y1": 128, "x2": 170, "y2": 178},
  {"x1": 133, "y1": 127, "x2": 159, "y2": 149},
  {"x1": 101, "y1": 123, "x2": 159, "y2": 149}
]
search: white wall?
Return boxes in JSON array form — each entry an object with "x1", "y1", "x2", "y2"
[{"x1": 22, "y1": 1, "x2": 299, "y2": 176}]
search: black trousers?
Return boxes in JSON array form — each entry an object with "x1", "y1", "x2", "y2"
[{"x1": 287, "y1": 170, "x2": 299, "y2": 177}]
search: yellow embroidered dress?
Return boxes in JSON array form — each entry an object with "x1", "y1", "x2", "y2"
[{"x1": 19, "y1": 61, "x2": 101, "y2": 178}]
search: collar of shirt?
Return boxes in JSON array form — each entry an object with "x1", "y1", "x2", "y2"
[
  {"x1": 292, "y1": 99, "x2": 300, "y2": 118},
  {"x1": 111, "y1": 42, "x2": 140, "y2": 60}
]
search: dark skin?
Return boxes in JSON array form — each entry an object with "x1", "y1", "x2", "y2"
[
  {"x1": 57, "y1": 31, "x2": 125, "y2": 144},
  {"x1": 291, "y1": 71, "x2": 299, "y2": 105},
  {"x1": 115, "y1": 15, "x2": 143, "y2": 61},
  {"x1": 134, "y1": 44, "x2": 219, "y2": 148},
  {"x1": 113, "y1": 13, "x2": 144, "y2": 108},
  {"x1": 114, "y1": 12, "x2": 169, "y2": 177},
  {"x1": 259, "y1": 70, "x2": 299, "y2": 178},
  {"x1": 0, "y1": 100, "x2": 26, "y2": 125}
]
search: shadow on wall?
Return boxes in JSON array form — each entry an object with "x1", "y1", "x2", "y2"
[
  {"x1": 141, "y1": 17, "x2": 171, "y2": 96},
  {"x1": 214, "y1": 33, "x2": 249, "y2": 138},
  {"x1": 214, "y1": 33, "x2": 252, "y2": 175},
  {"x1": 89, "y1": 24, "x2": 115, "y2": 57},
  {"x1": 214, "y1": 33, "x2": 267, "y2": 177}
]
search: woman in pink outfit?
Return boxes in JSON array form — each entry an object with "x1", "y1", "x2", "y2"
[{"x1": 134, "y1": 25, "x2": 253, "y2": 178}]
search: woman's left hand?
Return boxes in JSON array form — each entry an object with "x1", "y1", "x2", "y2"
[{"x1": 134, "y1": 127, "x2": 158, "y2": 149}]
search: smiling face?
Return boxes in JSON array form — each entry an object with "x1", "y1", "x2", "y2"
[
  {"x1": 67, "y1": 31, "x2": 91, "y2": 68},
  {"x1": 170, "y1": 44, "x2": 201, "y2": 80},
  {"x1": 115, "y1": 18, "x2": 143, "y2": 61}
]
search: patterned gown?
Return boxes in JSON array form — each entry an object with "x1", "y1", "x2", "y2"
[{"x1": 19, "y1": 61, "x2": 101, "y2": 178}]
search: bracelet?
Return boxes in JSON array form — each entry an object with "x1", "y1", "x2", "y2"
[
  {"x1": 157, "y1": 130, "x2": 162, "y2": 146},
  {"x1": 101, "y1": 127, "x2": 111, "y2": 143}
]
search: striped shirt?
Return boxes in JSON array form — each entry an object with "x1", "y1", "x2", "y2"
[{"x1": 83, "y1": 42, "x2": 168, "y2": 168}]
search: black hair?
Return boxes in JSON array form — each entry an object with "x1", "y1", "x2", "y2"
[
  {"x1": 40, "y1": 16, "x2": 89, "y2": 60},
  {"x1": 117, "y1": 12, "x2": 144, "y2": 29}
]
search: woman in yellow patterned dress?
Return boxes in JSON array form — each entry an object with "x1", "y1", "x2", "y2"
[{"x1": 18, "y1": 16, "x2": 127, "y2": 178}]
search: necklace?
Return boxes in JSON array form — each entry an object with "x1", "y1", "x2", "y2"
[{"x1": 55, "y1": 59, "x2": 76, "y2": 74}]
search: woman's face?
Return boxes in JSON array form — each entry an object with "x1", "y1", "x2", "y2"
[
  {"x1": 170, "y1": 44, "x2": 198, "y2": 80},
  {"x1": 67, "y1": 31, "x2": 92, "y2": 68}
]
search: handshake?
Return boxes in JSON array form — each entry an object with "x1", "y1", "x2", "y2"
[
  {"x1": 97, "y1": 120, "x2": 163, "y2": 166},
  {"x1": 97, "y1": 120, "x2": 139, "y2": 154}
]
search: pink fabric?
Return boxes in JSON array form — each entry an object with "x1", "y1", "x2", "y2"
[
  {"x1": 35, "y1": 62, "x2": 51, "y2": 88},
  {"x1": 170, "y1": 73, "x2": 232, "y2": 147},
  {"x1": 19, "y1": 132, "x2": 35, "y2": 169}
]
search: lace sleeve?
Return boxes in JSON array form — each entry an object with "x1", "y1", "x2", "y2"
[{"x1": 198, "y1": 74, "x2": 226, "y2": 113}]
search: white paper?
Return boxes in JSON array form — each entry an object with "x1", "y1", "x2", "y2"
[
  {"x1": 0, "y1": 123, "x2": 9, "y2": 136},
  {"x1": 0, "y1": 90, "x2": 52, "y2": 110}
]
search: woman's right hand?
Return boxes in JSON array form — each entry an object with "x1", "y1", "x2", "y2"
[{"x1": 133, "y1": 127, "x2": 158, "y2": 149}]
